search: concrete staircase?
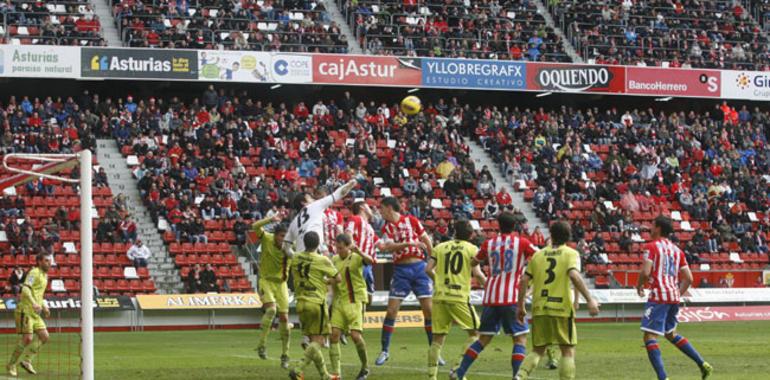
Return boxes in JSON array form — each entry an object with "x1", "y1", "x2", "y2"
[
  {"x1": 95, "y1": 139, "x2": 183, "y2": 294},
  {"x1": 94, "y1": 0, "x2": 122, "y2": 46},
  {"x1": 326, "y1": 0, "x2": 363, "y2": 54},
  {"x1": 466, "y1": 140, "x2": 550, "y2": 238},
  {"x1": 533, "y1": 0, "x2": 582, "y2": 63}
]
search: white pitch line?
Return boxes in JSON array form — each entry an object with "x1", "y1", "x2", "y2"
[{"x1": 232, "y1": 354, "x2": 545, "y2": 379}]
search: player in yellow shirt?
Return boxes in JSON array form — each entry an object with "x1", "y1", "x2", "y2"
[
  {"x1": 7, "y1": 253, "x2": 52, "y2": 377},
  {"x1": 425, "y1": 220, "x2": 487, "y2": 380},
  {"x1": 253, "y1": 214, "x2": 293, "y2": 368},
  {"x1": 329, "y1": 233, "x2": 374, "y2": 380},
  {"x1": 289, "y1": 231, "x2": 341, "y2": 380},
  {"x1": 516, "y1": 221, "x2": 600, "y2": 380}
]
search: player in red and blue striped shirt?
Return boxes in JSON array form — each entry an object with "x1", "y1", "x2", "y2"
[{"x1": 637, "y1": 215, "x2": 713, "y2": 380}]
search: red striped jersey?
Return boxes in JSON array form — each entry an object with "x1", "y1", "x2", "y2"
[
  {"x1": 323, "y1": 209, "x2": 344, "y2": 255},
  {"x1": 381, "y1": 214, "x2": 426, "y2": 263},
  {"x1": 345, "y1": 214, "x2": 379, "y2": 263},
  {"x1": 476, "y1": 234, "x2": 537, "y2": 306},
  {"x1": 643, "y1": 238, "x2": 687, "y2": 304}
]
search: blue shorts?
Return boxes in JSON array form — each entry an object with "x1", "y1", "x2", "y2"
[
  {"x1": 363, "y1": 264, "x2": 375, "y2": 295},
  {"x1": 389, "y1": 261, "x2": 433, "y2": 299},
  {"x1": 478, "y1": 305, "x2": 530, "y2": 336},
  {"x1": 640, "y1": 302, "x2": 679, "y2": 336}
]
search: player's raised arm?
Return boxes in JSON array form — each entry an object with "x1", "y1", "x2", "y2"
[
  {"x1": 353, "y1": 247, "x2": 374, "y2": 265},
  {"x1": 568, "y1": 269, "x2": 600, "y2": 317},
  {"x1": 316, "y1": 179, "x2": 358, "y2": 209},
  {"x1": 252, "y1": 214, "x2": 281, "y2": 237}
]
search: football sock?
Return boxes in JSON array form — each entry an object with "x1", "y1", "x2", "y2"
[
  {"x1": 424, "y1": 319, "x2": 433, "y2": 345},
  {"x1": 668, "y1": 335, "x2": 705, "y2": 366},
  {"x1": 519, "y1": 352, "x2": 542, "y2": 379},
  {"x1": 455, "y1": 340, "x2": 484, "y2": 379},
  {"x1": 355, "y1": 339, "x2": 369, "y2": 369},
  {"x1": 457, "y1": 336, "x2": 476, "y2": 368},
  {"x1": 8, "y1": 342, "x2": 26, "y2": 366},
  {"x1": 329, "y1": 342, "x2": 341, "y2": 375},
  {"x1": 427, "y1": 341, "x2": 442, "y2": 379},
  {"x1": 380, "y1": 317, "x2": 395, "y2": 352},
  {"x1": 22, "y1": 336, "x2": 42, "y2": 363},
  {"x1": 512, "y1": 344, "x2": 527, "y2": 377},
  {"x1": 559, "y1": 356, "x2": 575, "y2": 380},
  {"x1": 258, "y1": 307, "x2": 276, "y2": 349},
  {"x1": 308, "y1": 342, "x2": 330, "y2": 378},
  {"x1": 279, "y1": 320, "x2": 291, "y2": 356},
  {"x1": 645, "y1": 339, "x2": 667, "y2": 380}
]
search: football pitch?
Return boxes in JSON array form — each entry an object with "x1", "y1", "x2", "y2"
[{"x1": 3, "y1": 321, "x2": 769, "y2": 379}]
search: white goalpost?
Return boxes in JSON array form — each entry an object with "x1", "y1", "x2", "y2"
[{"x1": 2, "y1": 150, "x2": 93, "y2": 380}]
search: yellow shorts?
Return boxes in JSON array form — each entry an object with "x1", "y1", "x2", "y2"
[
  {"x1": 330, "y1": 301, "x2": 365, "y2": 332},
  {"x1": 433, "y1": 300, "x2": 478, "y2": 335},
  {"x1": 531, "y1": 315, "x2": 577, "y2": 347},
  {"x1": 15, "y1": 310, "x2": 46, "y2": 335},
  {"x1": 297, "y1": 300, "x2": 330, "y2": 336},
  {"x1": 258, "y1": 279, "x2": 290, "y2": 313}
]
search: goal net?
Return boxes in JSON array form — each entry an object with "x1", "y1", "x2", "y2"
[{"x1": 0, "y1": 151, "x2": 94, "y2": 380}]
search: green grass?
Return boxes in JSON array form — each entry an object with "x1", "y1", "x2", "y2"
[{"x1": 2, "y1": 321, "x2": 768, "y2": 379}]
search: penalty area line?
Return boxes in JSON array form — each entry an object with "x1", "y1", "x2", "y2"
[{"x1": 232, "y1": 354, "x2": 544, "y2": 379}]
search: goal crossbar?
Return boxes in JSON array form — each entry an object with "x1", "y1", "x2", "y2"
[{"x1": 3, "y1": 151, "x2": 94, "y2": 380}]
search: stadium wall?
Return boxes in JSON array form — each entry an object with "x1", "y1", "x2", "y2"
[
  {"x1": 3, "y1": 45, "x2": 770, "y2": 101},
  {"x1": 2, "y1": 288, "x2": 769, "y2": 332}
]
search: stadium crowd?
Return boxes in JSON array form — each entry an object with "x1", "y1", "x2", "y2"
[
  {"x1": 344, "y1": 0, "x2": 569, "y2": 60},
  {"x1": 111, "y1": 0, "x2": 349, "y2": 52},
  {"x1": 554, "y1": 0, "x2": 770, "y2": 69},
  {"x1": 0, "y1": 0, "x2": 105, "y2": 46}
]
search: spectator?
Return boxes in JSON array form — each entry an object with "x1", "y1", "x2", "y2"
[
  {"x1": 8, "y1": 267, "x2": 25, "y2": 295},
  {"x1": 483, "y1": 197, "x2": 500, "y2": 220},
  {"x1": 127, "y1": 239, "x2": 151, "y2": 268},
  {"x1": 530, "y1": 226, "x2": 546, "y2": 247},
  {"x1": 202, "y1": 264, "x2": 219, "y2": 292},
  {"x1": 186, "y1": 264, "x2": 204, "y2": 293}
]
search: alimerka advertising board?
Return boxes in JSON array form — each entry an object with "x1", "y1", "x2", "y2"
[
  {"x1": 626, "y1": 67, "x2": 720, "y2": 97},
  {"x1": 313, "y1": 55, "x2": 422, "y2": 86},
  {"x1": 137, "y1": 293, "x2": 262, "y2": 310},
  {"x1": 526, "y1": 63, "x2": 625, "y2": 93},
  {"x1": 421, "y1": 58, "x2": 526, "y2": 90},
  {"x1": 81, "y1": 47, "x2": 197, "y2": 79}
]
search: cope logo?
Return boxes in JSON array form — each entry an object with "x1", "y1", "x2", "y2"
[
  {"x1": 274, "y1": 59, "x2": 289, "y2": 76},
  {"x1": 735, "y1": 72, "x2": 751, "y2": 90}
]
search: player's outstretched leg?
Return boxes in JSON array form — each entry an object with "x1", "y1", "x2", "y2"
[
  {"x1": 666, "y1": 333, "x2": 712, "y2": 379},
  {"x1": 451, "y1": 336, "x2": 490, "y2": 380},
  {"x1": 350, "y1": 331, "x2": 369, "y2": 380},
  {"x1": 511, "y1": 340, "x2": 527, "y2": 377},
  {"x1": 377, "y1": 298, "x2": 401, "y2": 365},
  {"x1": 517, "y1": 350, "x2": 542, "y2": 380},
  {"x1": 20, "y1": 331, "x2": 47, "y2": 375},
  {"x1": 644, "y1": 338, "x2": 668, "y2": 380},
  {"x1": 279, "y1": 315, "x2": 292, "y2": 369},
  {"x1": 258, "y1": 306, "x2": 277, "y2": 359}
]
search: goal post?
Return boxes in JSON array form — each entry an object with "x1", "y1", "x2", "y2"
[{"x1": 2, "y1": 150, "x2": 94, "y2": 380}]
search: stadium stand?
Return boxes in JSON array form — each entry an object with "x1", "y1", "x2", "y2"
[
  {"x1": 341, "y1": 0, "x2": 569, "y2": 60},
  {"x1": 476, "y1": 102, "x2": 770, "y2": 288},
  {"x1": 0, "y1": 95, "x2": 155, "y2": 297},
  {"x1": 553, "y1": 0, "x2": 770, "y2": 69},
  {"x1": 0, "y1": 0, "x2": 105, "y2": 46},
  {"x1": 111, "y1": 0, "x2": 349, "y2": 52}
]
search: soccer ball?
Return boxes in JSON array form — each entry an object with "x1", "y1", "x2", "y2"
[{"x1": 400, "y1": 95, "x2": 422, "y2": 115}]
